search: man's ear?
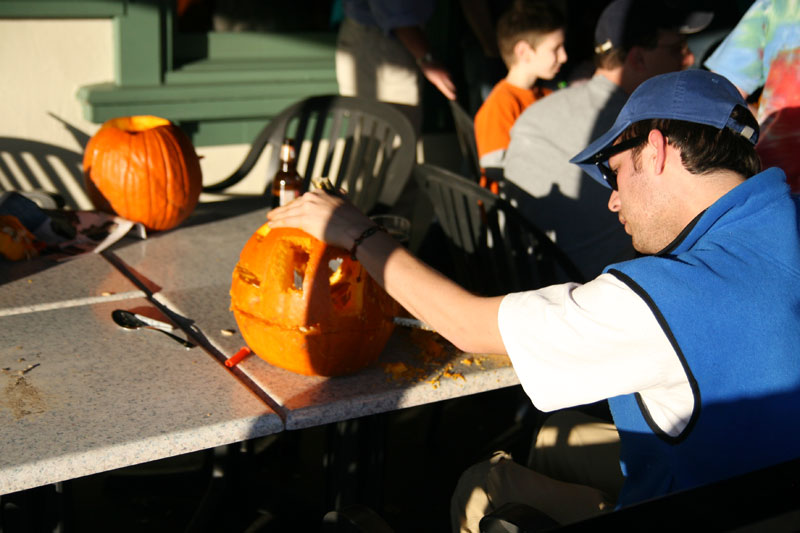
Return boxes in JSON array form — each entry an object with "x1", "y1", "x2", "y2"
[{"x1": 647, "y1": 129, "x2": 668, "y2": 175}]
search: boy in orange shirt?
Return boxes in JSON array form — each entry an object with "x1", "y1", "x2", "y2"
[{"x1": 474, "y1": 2, "x2": 567, "y2": 172}]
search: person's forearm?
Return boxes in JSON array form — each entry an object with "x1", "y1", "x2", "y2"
[
  {"x1": 353, "y1": 229, "x2": 506, "y2": 355},
  {"x1": 392, "y1": 25, "x2": 457, "y2": 100}
]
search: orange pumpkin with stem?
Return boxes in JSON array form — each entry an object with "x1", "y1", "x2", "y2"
[
  {"x1": 82, "y1": 115, "x2": 202, "y2": 231},
  {"x1": 230, "y1": 224, "x2": 398, "y2": 377}
]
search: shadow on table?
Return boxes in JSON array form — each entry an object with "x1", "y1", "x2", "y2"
[{"x1": 180, "y1": 196, "x2": 270, "y2": 230}]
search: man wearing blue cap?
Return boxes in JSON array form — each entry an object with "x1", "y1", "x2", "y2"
[{"x1": 267, "y1": 69, "x2": 800, "y2": 530}]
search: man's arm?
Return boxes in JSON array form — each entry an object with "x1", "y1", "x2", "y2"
[{"x1": 266, "y1": 191, "x2": 504, "y2": 354}]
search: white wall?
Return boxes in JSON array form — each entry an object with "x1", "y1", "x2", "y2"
[{"x1": 0, "y1": 20, "x2": 111, "y2": 150}]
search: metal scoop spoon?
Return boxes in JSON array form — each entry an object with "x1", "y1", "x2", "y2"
[{"x1": 112, "y1": 309, "x2": 195, "y2": 349}]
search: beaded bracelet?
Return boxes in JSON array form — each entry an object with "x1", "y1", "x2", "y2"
[{"x1": 350, "y1": 225, "x2": 382, "y2": 260}]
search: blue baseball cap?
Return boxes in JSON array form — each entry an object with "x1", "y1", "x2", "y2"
[{"x1": 570, "y1": 69, "x2": 759, "y2": 188}]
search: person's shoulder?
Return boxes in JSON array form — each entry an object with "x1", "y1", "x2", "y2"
[
  {"x1": 511, "y1": 82, "x2": 578, "y2": 130},
  {"x1": 478, "y1": 80, "x2": 533, "y2": 119},
  {"x1": 478, "y1": 80, "x2": 511, "y2": 107},
  {"x1": 476, "y1": 80, "x2": 508, "y2": 119}
]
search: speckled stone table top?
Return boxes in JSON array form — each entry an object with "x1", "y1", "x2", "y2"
[
  {"x1": 0, "y1": 199, "x2": 519, "y2": 495},
  {"x1": 0, "y1": 252, "x2": 144, "y2": 316},
  {"x1": 0, "y1": 298, "x2": 282, "y2": 495}
]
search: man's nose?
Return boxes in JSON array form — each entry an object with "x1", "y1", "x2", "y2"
[{"x1": 608, "y1": 189, "x2": 620, "y2": 212}]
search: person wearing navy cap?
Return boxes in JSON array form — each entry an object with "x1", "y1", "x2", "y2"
[{"x1": 268, "y1": 70, "x2": 800, "y2": 530}]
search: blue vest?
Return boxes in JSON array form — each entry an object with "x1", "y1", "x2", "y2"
[{"x1": 606, "y1": 168, "x2": 800, "y2": 506}]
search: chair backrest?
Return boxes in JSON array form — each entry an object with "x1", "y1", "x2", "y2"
[
  {"x1": 0, "y1": 137, "x2": 92, "y2": 210},
  {"x1": 448, "y1": 100, "x2": 481, "y2": 182},
  {"x1": 414, "y1": 163, "x2": 585, "y2": 296},
  {"x1": 204, "y1": 95, "x2": 417, "y2": 214}
]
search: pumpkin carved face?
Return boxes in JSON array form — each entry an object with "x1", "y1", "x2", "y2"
[
  {"x1": 82, "y1": 116, "x2": 202, "y2": 231},
  {"x1": 230, "y1": 224, "x2": 397, "y2": 376}
]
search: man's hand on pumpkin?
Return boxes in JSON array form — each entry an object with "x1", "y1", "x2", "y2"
[{"x1": 266, "y1": 190, "x2": 374, "y2": 251}]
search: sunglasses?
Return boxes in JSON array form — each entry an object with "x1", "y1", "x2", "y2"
[{"x1": 589, "y1": 136, "x2": 648, "y2": 190}]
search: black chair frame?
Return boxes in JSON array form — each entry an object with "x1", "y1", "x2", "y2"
[
  {"x1": 414, "y1": 163, "x2": 585, "y2": 296},
  {"x1": 448, "y1": 100, "x2": 482, "y2": 182}
]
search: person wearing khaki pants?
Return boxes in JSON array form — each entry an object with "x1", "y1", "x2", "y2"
[
  {"x1": 335, "y1": 1, "x2": 456, "y2": 135},
  {"x1": 451, "y1": 410, "x2": 624, "y2": 532}
]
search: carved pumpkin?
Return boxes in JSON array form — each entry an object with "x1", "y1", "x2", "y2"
[
  {"x1": 82, "y1": 115, "x2": 202, "y2": 231},
  {"x1": 230, "y1": 224, "x2": 398, "y2": 377}
]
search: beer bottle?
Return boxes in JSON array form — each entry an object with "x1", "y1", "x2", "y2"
[{"x1": 270, "y1": 138, "x2": 303, "y2": 208}]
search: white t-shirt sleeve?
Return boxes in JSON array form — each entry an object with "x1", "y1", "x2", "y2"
[{"x1": 498, "y1": 273, "x2": 693, "y2": 436}]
